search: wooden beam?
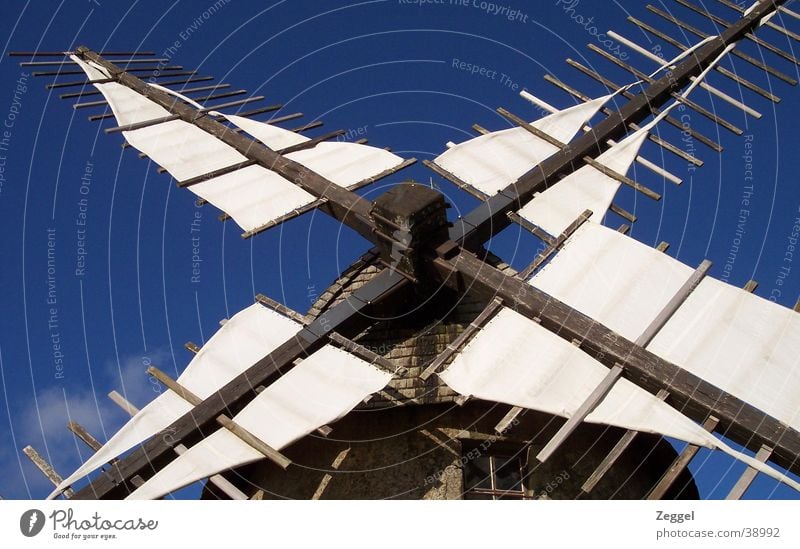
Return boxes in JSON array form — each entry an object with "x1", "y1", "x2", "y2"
[
  {"x1": 72, "y1": 268, "x2": 408, "y2": 499},
  {"x1": 67, "y1": 421, "x2": 102, "y2": 452},
  {"x1": 78, "y1": 47, "x2": 378, "y2": 245},
  {"x1": 647, "y1": 4, "x2": 800, "y2": 67},
  {"x1": 147, "y1": 366, "x2": 292, "y2": 470},
  {"x1": 420, "y1": 297, "x2": 504, "y2": 381},
  {"x1": 647, "y1": 416, "x2": 720, "y2": 499},
  {"x1": 23, "y1": 446, "x2": 74, "y2": 498},
  {"x1": 726, "y1": 444, "x2": 773, "y2": 500},
  {"x1": 429, "y1": 248, "x2": 800, "y2": 478},
  {"x1": 453, "y1": 0, "x2": 786, "y2": 249},
  {"x1": 581, "y1": 390, "x2": 670, "y2": 494},
  {"x1": 106, "y1": 391, "x2": 246, "y2": 499},
  {"x1": 627, "y1": 15, "x2": 797, "y2": 85},
  {"x1": 518, "y1": 210, "x2": 592, "y2": 279},
  {"x1": 422, "y1": 159, "x2": 489, "y2": 201}
]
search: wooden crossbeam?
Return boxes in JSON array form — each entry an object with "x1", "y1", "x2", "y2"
[
  {"x1": 647, "y1": 416, "x2": 720, "y2": 499},
  {"x1": 647, "y1": 4, "x2": 800, "y2": 67},
  {"x1": 627, "y1": 15, "x2": 797, "y2": 85},
  {"x1": 147, "y1": 366, "x2": 292, "y2": 470},
  {"x1": 587, "y1": 43, "x2": 745, "y2": 135},
  {"x1": 78, "y1": 47, "x2": 377, "y2": 244},
  {"x1": 543, "y1": 73, "x2": 706, "y2": 167},
  {"x1": 23, "y1": 446, "x2": 74, "y2": 498},
  {"x1": 563, "y1": 58, "x2": 722, "y2": 154},
  {"x1": 518, "y1": 210, "x2": 592, "y2": 280},
  {"x1": 419, "y1": 297, "x2": 504, "y2": 381},
  {"x1": 581, "y1": 389, "x2": 671, "y2": 494},
  {"x1": 34, "y1": 66, "x2": 183, "y2": 77},
  {"x1": 106, "y1": 391, "x2": 246, "y2": 500},
  {"x1": 726, "y1": 444, "x2": 773, "y2": 499},
  {"x1": 608, "y1": 30, "x2": 763, "y2": 117},
  {"x1": 422, "y1": 159, "x2": 488, "y2": 201}
]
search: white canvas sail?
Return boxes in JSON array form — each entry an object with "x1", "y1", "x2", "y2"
[
  {"x1": 49, "y1": 303, "x2": 303, "y2": 499},
  {"x1": 438, "y1": 307, "x2": 800, "y2": 491},
  {"x1": 432, "y1": 94, "x2": 614, "y2": 196},
  {"x1": 126, "y1": 346, "x2": 393, "y2": 500}
]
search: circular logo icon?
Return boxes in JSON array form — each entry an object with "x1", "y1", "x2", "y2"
[{"x1": 20, "y1": 509, "x2": 45, "y2": 537}]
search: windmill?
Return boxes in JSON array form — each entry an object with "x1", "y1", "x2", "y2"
[{"x1": 11, "y1": 0, "x2": 800, "y2": 500}]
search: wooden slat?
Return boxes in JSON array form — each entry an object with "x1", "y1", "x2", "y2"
[
  {"x1": 656, "y1": 241, "x2": 671, "y2": 253},
  {"x1": 610, "y1": 203, "x2": 637, "y2": 223},
  {"x1": 648, "y1": 4, "x2": 800, "y2": 67},
  {"x1": 419, "y1": 297, "x2": 504, "y2": 381},
  {"x1": 79, "y1": 47, "x2": 376, "y2": 243},
  {"x1": 726, "y1": 444, "x2": 773, "y2": 499},
  {"x1": 518, "y1": 210, "x2": 592, "y2": 279},
  {"x1": 422, "y1": 159, "x2": 489, "y2": 201},
  {"x1": 534, "y1": 258, "x2": 713, "y2": 462},
  {"x1": 106, "y1": 391, "x2": 246, "y2": 499},
  {"x1": 67, "y1": 421, "x2": 102, "y2": 452},
  {"x1": 581, "y1": 390, "x2": 670, "y2": 493},
  {"x1": 608, "y1": 29, "x2": 762, "y2": 117},
  {"x1": 627, "y1": 15, "x2": 797, "y2": 86},
  {"x1": 586, "y1": 43, "x2": 745, "y2": 135},
  {"x1": 507, "y1": 212, "x2": 556, "y2": 245},
  {"x1": 563, "y1": 59, "x2": 722, "y2": 153},
  {"x1": 744, "y1": 279, "x2": 759, "y2": 293},
  {"x1": 472, "y1": 123, "x2": 489, "y2": 135},
  {"x1": 184, "y1": 341, "x2": 201, "y2": 354},
  {"x1": 23, "y1": 446, "x2": 74, "y2": 498},
  {"x1": 647, "y1": 416, "x2": 720, "y2": 499},
  {"x1": 147, "y1": 366, "x2": 292, "y2": 470}
]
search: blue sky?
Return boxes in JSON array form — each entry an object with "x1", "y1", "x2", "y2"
[{"x1": 1, "y1": 0, "x2": 799, "y2": 499}]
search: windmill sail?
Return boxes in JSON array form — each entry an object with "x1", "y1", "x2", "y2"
[
  {"x1": 49, "y1": 303, "x2": 304, "y2": 499},
  {"x1": 125, "y1": 345, "x2": 392, "y2": 500},
  {"x1": 432, "y1": 93, "x2": 615, "y2": 196},
  {"x1": 437, "y1": 307, "x2": 800, "y2": 491},
  {"x1": 68, "y1": 56, "x2": 406, "y2": 234}
]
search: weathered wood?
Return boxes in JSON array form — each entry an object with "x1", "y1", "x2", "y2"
[
  {"x1": 79, "y1": 47, "x2": 378, "y2": 245},
  {"x1": 561, "y1": 59, "x2": 722, "y2": 154},
  {"x1": 647, "y1": 416, "x2": 720, "y2": 500},
  {"x1": 627, "y1": 15, "x2": 797, "y2": 86},
  {"x1": 518, "y1": 210, "x2": 592, "y2": 280},
  {"x1": 535, "y1": 259, "x2": 712, "y2": 462},
  {"x1": 276, "y1": 130, "x2": 346, "y2": 155},
  {"x1": 184, "y1": 341, "x2": 201, "y2": 354},
  {"x1": 147, "y1": 366, "x2": 292, "y2": 470},
  {"x1": 647, "y1": 4, "x2": 800, "y2": 67},
  {"x1": 72, "y1": 269, "x2": 408, "y2": 498},
  {"x1": 453, "y1": 0, "x2": 785, "y2": 249},
  {"x1": 67, "y1": 421, "x2": 103, "y2": 452},
  {"x1": 422, "y1": 159, "x2": 488, "y2": 201},
  {"x1": 587, "y1": 43, "x2": 744, "y2": 135},
  {"x1": 726, "y1": 444, "x2": 773, "y2": 500},
  {"x1": 420, "y1": 297, "x2": 504, "y2": 381},
  {"x1": 607, "y1": 29, "x2": 763, "y2": 117},
  {"x1": 744, "y1": 279, "x2": 759, "y2": 293},
  {"x1": 241, "y1": 158, "x2": 416, "y2": 239},
  {"x1": 583, "y1": 156, "x2": 662, "y2": 200},
  {"x1": 609, "y1": 203, "x2": 637, "y2": 223},
  {"x1": 37, "y1": 66, "x2": 183, "y2": 77},
  {"x1": 581, "y1": 390, "x2": 670, "y2": 494},
  {"x1": 23, "y1": 446, "x2": 74, "y2": 498},
  {"x1": 507, "y1": 211, "x2": 556, "y2": 245},
  {"x1": 472, "y1": 123, "x2": 489, "y2": 135},
  {"x1": 429, "y1": 248, "x2": 800, "y2": 478},
  {"x1": 107, "y1": 390, "x2": 245, "y2": 499},
  {"x1": 656, "y1": 241, "x2": 671, "y2": 253}
]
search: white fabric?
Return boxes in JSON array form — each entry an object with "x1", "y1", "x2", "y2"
[
  {"x1": 433, "y1": 95, "x2": 612, "y2": 196},
  {"x1": 49, "y1": 304, "x2": 302, "y2": 498},
  {"x1": 220, "y1": 114, "x2": 406, "y2": 187},
  {"x1": 286, "y1": 142, "x2": 404, "y2": 188},
  {"x1": 69, "y1": 59, "x2": 406, "y2": 234},
  {"x1": 529, "y1": 223, "x2": 695, "y2": 342},
  {"x1": 518, "y1": 128, "x2": 649, "y2": 235},
  {"x1": 439, "y1": 308, "x2": 800, "y2": 491},
  {"x1": 217, "y1": 113, "x2": 309, "y2": 150},
  {"x1": 189, "y1": 164, "x2": 316, "y2": 232},
  {"x1": 648, "y1": 277, "x2": 800, "y2": 431},
  {"x1": 126, "y1": 346, "x2": 393, "y2": 499}
]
